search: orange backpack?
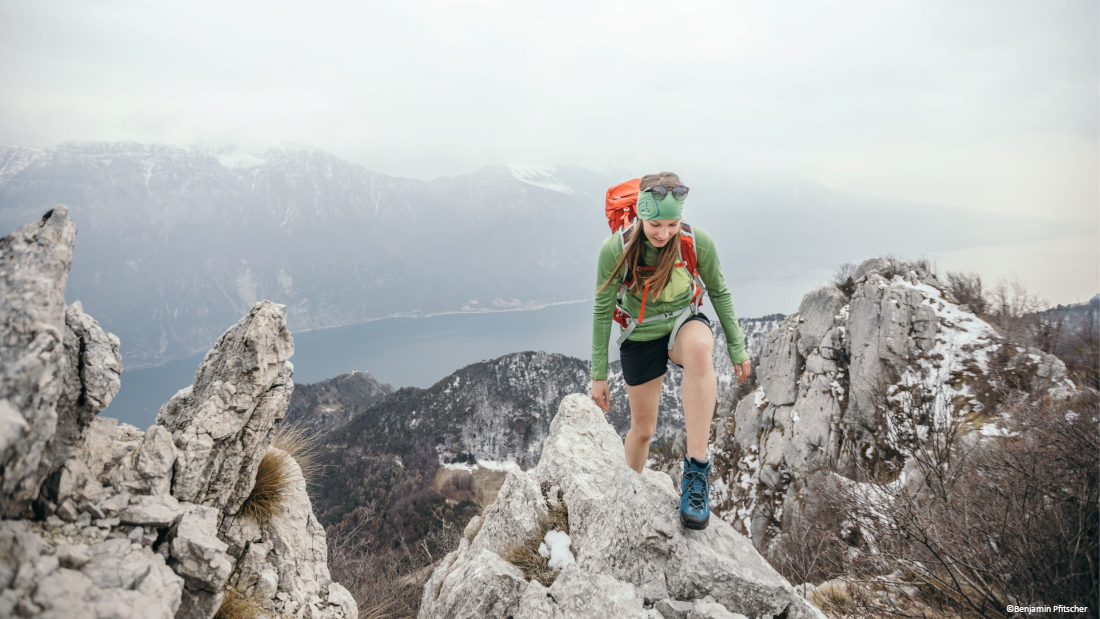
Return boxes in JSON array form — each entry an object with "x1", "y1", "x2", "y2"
[{"x1": 603, "y1": 179, "x2": 707, "y2": 348}]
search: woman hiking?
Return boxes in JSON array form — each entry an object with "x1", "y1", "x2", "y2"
[{"x1": 589, "y1": 171, "x2": 751, "y2": 530}]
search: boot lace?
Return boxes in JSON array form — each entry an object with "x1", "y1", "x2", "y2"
[{"x1": 683, "y1": 469, "x2": 709, "y2": 512}]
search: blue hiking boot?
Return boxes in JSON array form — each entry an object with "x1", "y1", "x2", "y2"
[{"x1": 680, "y1": 456, "x2": 712, "y2": 530}]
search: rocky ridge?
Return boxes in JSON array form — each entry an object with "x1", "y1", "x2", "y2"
[
  {"x1": 419, "y1": 393, "x2": 826, "y2": 619},
  {"x1": 286, "y1": 369, "x2": 395, "y2": 433},
  {"x1": 711, "y1": 257, "x2": 1076, "y2": 545},
  {"x1": 0, "y1": 207, "x2": 356, "y2": 618}
]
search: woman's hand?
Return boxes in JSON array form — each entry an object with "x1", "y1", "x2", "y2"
[
  {"x1": 734, "y1": 359, "x2": 752, "y2": 383},
  {"x1": 590, "y1": 380, "x2": 610, "y2": 411}
]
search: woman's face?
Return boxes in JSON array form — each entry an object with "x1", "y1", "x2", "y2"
[{"x1": 642, "y1": 218, "x2": 681, "y2": 248}]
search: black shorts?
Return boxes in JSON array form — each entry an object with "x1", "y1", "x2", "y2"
[{"x1": 619, "y1": 312, "x2": 711, "y2": 386}]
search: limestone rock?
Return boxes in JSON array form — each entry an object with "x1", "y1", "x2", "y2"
[
  {"x1": 419, "y1": 394, "x2": 824, "y2": 619},
  {"x1": 654, "y1": 598, "x2": 695, "y2": 619},
  {"x1": 718, "y1": 255, "x2": 1079, "y2": 554},
  {"x1": 515, "y1": 565, "x2": 657, "y2": 618},
  {"x1": 688, "y1": 600, "x2": 748, "y2": 619},
  {"x1": 756, "y1": 322, "x2": 800, "y2": 407},
  {"x1": 56, "y1": 417, "x2": 177, "y2": 518},
  {"x1": 796, "y1": 286, "x2": 847, "y2": 358},
  {"x1": 0, "y1": 209, "x2": 356, "y2": 619},
  {"x1": 157, "y1": 300, "x2": 294, "y2": 515},
  {"x1": 467, "y1": 467, "x2": 549, "y2": 557},
  {"x1": 120, "y1": 494, "x2": 184, "y2": 527},
  {"x1": 421, "y1": 547, "x2": 529, "y2": 619},
  {"x1": 0, "y1": 518, "x2": 183, "y2": 619},
  {"x1": 222, "y1": 447, "x2": 356, "y2": 619},
  {"x1": 0, "y1": 206, "x2": 123, "y2": 518}
]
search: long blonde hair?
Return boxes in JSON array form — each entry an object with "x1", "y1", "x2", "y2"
[{"x1": 596, "y1": 172, "x2": 683, "y2": 299}]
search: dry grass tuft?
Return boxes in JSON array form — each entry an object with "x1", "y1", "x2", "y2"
[
  {"x1": 214, "y1": 587, "x2": 265, "y2": 619},
  {"x1": 501, "y1": 535, "x2": 557, "y2": 587},
  {"x1": 239, "y1": 420, "x2": 322, "y2": 525},
  {"x1": 547, "y1": 498, "x2": 569, "y2": 534},
  {"x1": 501, "y1": 489, "x2": 571, "y2": 587},
  {"x1": 810, "y1": 581, "x2": 852, "y2": 613}
]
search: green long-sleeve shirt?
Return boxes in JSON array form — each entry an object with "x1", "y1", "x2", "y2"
[{"x1": 590, "y1": 224, "x2": 749, "y2": 381}]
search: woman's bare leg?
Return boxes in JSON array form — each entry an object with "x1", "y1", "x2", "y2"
[
  {"x1": 668, "y1": 320, "x2": 716, "y2": 461},
  {"x1": 623, "y1": 374, "x2": 663, "y2": 473}
]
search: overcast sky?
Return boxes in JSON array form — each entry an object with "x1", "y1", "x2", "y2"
[{"x1": 1, "y1": 1, "x2": 1098, "y2": 301}]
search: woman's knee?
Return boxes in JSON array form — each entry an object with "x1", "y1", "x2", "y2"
[
  {"x1": 629, "y1": 423, "x2": 656, "y2": 444},
  {"x1": 682, "y1": 335, "x2": 714, "y2": 370}
]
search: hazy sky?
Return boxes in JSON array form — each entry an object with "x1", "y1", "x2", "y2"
[{"x1": 1, "y1": 0, "x2": 1097, "y2": 229}]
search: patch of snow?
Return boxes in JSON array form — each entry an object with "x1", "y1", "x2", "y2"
[
  {"x1": 829, "y1": 378, "x2": 845, "y2": 401},
  {"x1": 476, "y1": 458, "x2": 519, "y2": 471},
  {"x1": 215, "y1": 151, "x2": 267, "y2": 169},
  {"x1": 979, "y1": 423, "x2": 1019, "y2": 438},
  {"x1": 442, "y1": 461, "x2": 477, "y2": 472},
  {"x1": 506, "y1": 164, "x2": 576, "y2": 195},
  {"x1": 889, "y1": 275, "x2": 1000, "y2": 427},
  {"x1": 538, "y1": 530, "x2": 575, "y2": 569},
  {"x1": 1065, "y1": 411, "x2": 1079, "y2": 423},
  {"x1": 835, "y1": 304, "x2": 850, "y2": 321},
  {"x1": 753, "y1": 386, "x2": 769, "y2": 409}
]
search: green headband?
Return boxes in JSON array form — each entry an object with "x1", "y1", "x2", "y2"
[{"x1": 636, "y1": 190, "x2": 684, "y2": 220}]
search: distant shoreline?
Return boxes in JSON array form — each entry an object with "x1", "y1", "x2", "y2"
[
  {"x1": 294, "y1": 297, "x2": 593, "y2": 334},
  {"x1": 123, "y1": 299, "x2": 594, "y2": 372}
]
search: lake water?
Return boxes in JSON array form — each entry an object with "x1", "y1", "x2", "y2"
[
  {"x1": 102, "y1": 301, "x2": 609, "y2": 429},
  {"x1": 100, "y1": 231, "x2": 1097, "y2": 432},
  {"x1": 98, "y1": 267, "x2": 831, "y2": 430}
]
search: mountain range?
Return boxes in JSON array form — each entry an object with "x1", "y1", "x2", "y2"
[{"x1": 0, "y1": 141, "x2": 1077, "y2": 370}]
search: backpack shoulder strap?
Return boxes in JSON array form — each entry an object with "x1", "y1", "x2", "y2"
[
  {"x1": 678, "y1": 221, "x2": 699, "y2": 276},
  {"x1": 618, "y1": 220, "x2": 639, "y2": 289}
]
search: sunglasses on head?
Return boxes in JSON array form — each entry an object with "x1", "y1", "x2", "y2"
[{"x1": 645, "y1": 184, "x2": 690, "y2": 200}]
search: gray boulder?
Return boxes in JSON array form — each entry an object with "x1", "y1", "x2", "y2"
[
  {"x1": 718, "y1": 256, "x2": 1078, "y2": 551},
  {"x1": 221, "y1": 447, "x2": 357, "y2": 619},
  {"x1": 419, "y1": 394, "x2": 825, "y2": 619},
  {"x1": 157, "y1": 301, "x2": 294, "y2": 515},
  {"x1": 0, "y1": 518, "x2": 184, "y2": 619},
  {"x1": 0, "y1": 207, "x2": 122, "y2": 518},
  {"x1": 1, "y1": 209, "x2": 357, "y2": 619}
]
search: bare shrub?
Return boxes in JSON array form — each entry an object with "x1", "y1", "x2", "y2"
[
  {"x1": 986, "y1": 277, "x2": 1063, "y2": 353},
  {"x1": 833, "y1": 262, "x2": 858, "y2": 297},
  {"x1": 327, "y1": 502, "x2": 464, "y2": 619},
  {"x1": 766, "y1": 469, "x2": 848, "y2": 588},
  {"x1": 945, "y1": 271, "x2": 989, "y2": 316},
  {"x1": 876, "y1": 255, "x2": 908, "y2": 281},
  {"x1": 818, "y1": 389, "x2": 1099, "y2": 618},
  {"x1": 1055, "y1": 299, "x2": 1100, "y2": 389}
]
